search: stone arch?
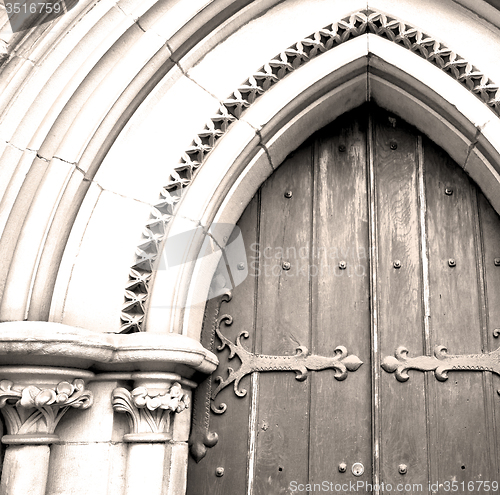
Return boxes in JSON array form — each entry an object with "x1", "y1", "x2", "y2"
[
  {"x1": 0, "y1": 0, "x2": 289, "y2": 327},
  {"x1": 0, "y1": 1, "x2": 499, "y2": 336},
  {"x1": 142, "y1": 12, "x2": 500, "y2": 342},
  {"x1": 0, "y1": 2, "x2": 500, "y2": 494}
]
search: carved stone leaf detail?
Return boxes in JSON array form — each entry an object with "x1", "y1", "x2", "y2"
[
  {"x1": 0, "y1": 379, "x2": 93, "y2": 436},
  {"x1": 0, "y1": 380, "x2": 21, "y2": 407},
  {"x1": 21, "y1": 387, "x2": 56, "y2": 408},
  {"x1": 112, "y1": 382, "x2": 189, "y2": 435}
]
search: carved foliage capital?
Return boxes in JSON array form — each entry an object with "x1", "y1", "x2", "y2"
[
  {"x1": 112, "y1": 382, "x2": 189, "y2": 438},
  {"x1": 0, "y1": 378, "x2": 93, "y2": 438}
]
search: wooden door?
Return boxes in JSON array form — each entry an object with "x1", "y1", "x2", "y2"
[{"x1": 187, "y1": 105, "x2": 500, "y2": 495}]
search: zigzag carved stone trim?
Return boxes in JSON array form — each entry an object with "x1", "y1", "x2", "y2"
[{"x1": 120, "y1": 9, "x2": 500, "y2": 333}]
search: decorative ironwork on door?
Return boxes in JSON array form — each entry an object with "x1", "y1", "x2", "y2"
[
  {"x1": 189, "y1": 301, "x2": 363, "y2": 462},
  {"x1": 187, "y1": 107, "x2": 500, "y2": 494},
  {"x1": 382, "y1": 345, "x2": 500, "y2": 392}
]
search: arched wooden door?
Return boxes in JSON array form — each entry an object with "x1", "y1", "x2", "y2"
[{"x1": 187, "y1": 105, "x2": 500, "y2": 495}]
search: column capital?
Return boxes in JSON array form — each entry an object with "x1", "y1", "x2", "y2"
[
  {"x1": 112, "y1": 373, "x2": 194, "y2": 443},
  {"x1": 0, "y1": 367, "x2": 94, "y2": 445}
]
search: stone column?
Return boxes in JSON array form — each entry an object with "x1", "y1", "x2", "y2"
[
  {"x1": 112, "y1": 373, "x2": 196, "y2": 495},
  {"x1": 0, "y1": 322, "x2": 218, "y2": 495},
  {"x1": 0, "y1": 367, "x2": 93, "y2": 495}
]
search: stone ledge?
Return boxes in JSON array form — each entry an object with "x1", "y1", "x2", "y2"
[{"x1": 0, "y1": 322, "x2": 217, "y2": 376}]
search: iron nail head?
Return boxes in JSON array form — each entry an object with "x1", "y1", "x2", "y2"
[
  {"x1": 448, "y1": 258, "x2": 456, "y2": 267},
  {"x1": 282, "y1": 261, "x2": 291, "y2": 271},
  {"x1": 215, "y1": 467, "x2": 224, "y2": 477}
]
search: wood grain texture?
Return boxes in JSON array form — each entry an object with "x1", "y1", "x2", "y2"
[
  {"x1": 253, "y1": 144, "x2": 312, "y2": 494},
  {"x1": 187, "y1": 194, "x2": 259, "y2": 495},
  {"x1": 187, "y1": 106, "x2": 500, "y2": 495},
  {"x1": 373, "y1": 110, "x2": 428, "y2": 492},
  {"x1": 424, "y1": 137, "x2": 491, "y2": 486},
  {"x1": 477, "y1": 191, "x2": 500, "y2": 479},
  {"x1": 471, "y1": 188, "x2": 498, "y2": 481},
  {"x1": 309, "y1": 109, "x2": 371, "y2": 489}
]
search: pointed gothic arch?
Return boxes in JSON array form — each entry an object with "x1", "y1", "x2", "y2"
[
  {"x1": 1, "y1": 2, "x2": 500, "y2": 493},
  {"x1": 142, "y1": 12, "x2": 500, "y2": 345}
]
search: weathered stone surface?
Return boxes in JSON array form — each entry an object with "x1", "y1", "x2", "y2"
[{"x1": 0, "y1": 322, "x2": 218, "y2": 374}]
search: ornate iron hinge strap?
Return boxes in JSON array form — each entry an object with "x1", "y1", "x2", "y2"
[
  {"x1": 382, "y1": 345, "x2": 500, "y2": 388},
  {"x1": 189, "y1": 290, "x2": 231, "y2": 463},
  {"x1": 211, "y1": 315, "x2": 363, "y2": 413},
  {"x1": 189, "y1": 300, "x2": 363, "y2": 462}
]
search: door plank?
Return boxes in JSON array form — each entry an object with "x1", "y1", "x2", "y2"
[
  {"x1": 187, "y1": 194, "x2": 259, "y2": 495},
  {"x1": 309, "y1": 109, "x2": 372, "y2": 490},
  {"x1": 253, "y1": 144, "x2": 313, "y2": 494},
  {"x1": 477, "y1": 191, "x2": 500, "y2": 479},
  {"x1": 373, "y1": 110, "x2": 429, "y2": 492},
  {"x1": 471, "y1": 188, "x2": 499, "y2": 481},
  {"x1": 424, "y1": 138, "x2": 491, "y2": 487}
]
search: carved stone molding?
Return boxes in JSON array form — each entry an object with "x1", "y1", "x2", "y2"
[
  {"x1": 0, "y1": 368, "x2": 94, "y2": 445},
  {"x1": 0, "y1": 322, "x2": 218, "y2": 376},
  {"x1": 121, "y1": 9, "x2": 500, "y2": 333},
  {"x1": 112, "y1": 379, "x2": 190, "y2": 442}
]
